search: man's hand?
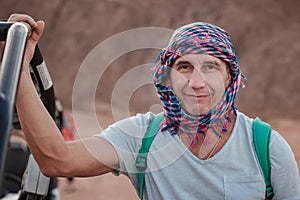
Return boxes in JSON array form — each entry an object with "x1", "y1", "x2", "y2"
[{"x1": 7, "y1": 14, "x2": 45, "y2": 71}]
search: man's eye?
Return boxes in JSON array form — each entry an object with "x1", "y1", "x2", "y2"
[
  {"x1": 176, "y1": 65, "x2": 191, "y2": 72},
  {"x1": 203, "y1": 64, "x2": 218, "y2": 72}
]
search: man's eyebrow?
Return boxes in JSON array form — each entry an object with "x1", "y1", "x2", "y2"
[
  {"x1": 174, "y1": 60, "x2": 191, "y2": 66},
  {"x1": 203, "y1": 60, "x2": 222, "y2": 68},
  {"x1": 203, "y1": 61, "x2": 220, "y2": 65}
]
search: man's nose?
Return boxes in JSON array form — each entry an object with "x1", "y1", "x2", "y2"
[{"x1": 188, "y1": 69, "x2": 206, "y2": 88}]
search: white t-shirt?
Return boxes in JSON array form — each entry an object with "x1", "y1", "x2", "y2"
[{"x1": 97, "y1": 111, "x2": 300, "y2": 200}]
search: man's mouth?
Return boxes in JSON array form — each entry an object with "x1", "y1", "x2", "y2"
[{"x1": 186, "y1": 94, "x2": 211, "y2": 101}]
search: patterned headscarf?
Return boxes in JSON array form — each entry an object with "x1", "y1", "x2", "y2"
[{"x1": 152, "y1": 22, "x2": 245, "y2": 146}]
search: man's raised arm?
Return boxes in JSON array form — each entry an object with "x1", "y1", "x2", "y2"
[{"x1": 9, "y1": 14, "x2": 118, "y2": 178}]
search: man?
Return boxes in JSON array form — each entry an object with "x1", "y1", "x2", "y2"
[{"x1": 9, "y1": 14, "x2": 300, "y2": 199}]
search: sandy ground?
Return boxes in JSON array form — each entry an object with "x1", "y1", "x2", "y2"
[
  {"x1": 58, "y1": 174, "x2": 138, "y2": 200},
  {"x1": 58, "y1": 111, "x2": 300, "y2": 200}
]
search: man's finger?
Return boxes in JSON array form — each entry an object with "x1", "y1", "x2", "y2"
[{"x1": 8, "y1": 13, "x2": 37, "y2": 29}]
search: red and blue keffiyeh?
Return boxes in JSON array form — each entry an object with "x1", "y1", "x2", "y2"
[{"x1": 152, "y1": 22, "x2": 245, "y2": 146}]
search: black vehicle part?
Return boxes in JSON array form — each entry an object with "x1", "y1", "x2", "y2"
[
  {"x1": 1, "y1": 141, "x2": 30, "y2": 197},
  {"x1": 30, "y1": 45, "x2": 56, "y2": 119}
]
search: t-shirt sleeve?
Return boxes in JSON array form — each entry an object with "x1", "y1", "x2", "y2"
[
  {"x1": 94, "y1": 112, "x2": 154, "y2": 175},
  {"x1": 269, "y1": 130, "x2": 300, "y2": 199}
]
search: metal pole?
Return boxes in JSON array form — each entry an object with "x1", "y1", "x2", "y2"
[{"x1": 0, "y1": 22, "x2": 29, "y2": 195}]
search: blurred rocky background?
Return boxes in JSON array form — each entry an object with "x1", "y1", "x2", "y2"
[
  {"x1": 1, "y1": 1, "x2": 299, "y2": 199},
  {"x1": 1, "y1": 0, "x2": 299, "y2": 121}
]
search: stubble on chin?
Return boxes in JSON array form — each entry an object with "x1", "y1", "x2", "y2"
[{"x1": 182, "y1": 104, "x2": 211, "y2": 116}]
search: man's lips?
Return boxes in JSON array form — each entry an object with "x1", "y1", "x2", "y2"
[
  {"x1": 185, "y1": 94, "x2": 210, "y2": 97},
  {"x1": 185, "y1": 94, "x2": 211, "y2": 101}
]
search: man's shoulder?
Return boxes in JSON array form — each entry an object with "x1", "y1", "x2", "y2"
[
  {"x1": 105, "y1": 112, "x2": 155, "y2": 136},
  {"x1": 235, "y1": 111, "x2": 253, "y2": 128},
  {"x1": 122, "y1": 112, "x2": 155, "y2": 127}
]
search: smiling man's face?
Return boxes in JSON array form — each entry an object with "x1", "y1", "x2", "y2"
[{"x1": 170, "y1": 53, "x2": 231, "y2": 115}]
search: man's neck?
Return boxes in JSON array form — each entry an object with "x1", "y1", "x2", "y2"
[{"x1": 179, "y1": 110, "x2": 237, "y2": 160}]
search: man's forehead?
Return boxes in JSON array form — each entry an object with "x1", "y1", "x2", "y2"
[{"x1": 174, "y1": 54, "x2": 225, "y2": 65}]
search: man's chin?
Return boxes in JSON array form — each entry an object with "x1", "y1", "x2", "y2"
[{"x1": 182, "y1": 106, "x2": 211, "y2": 116}]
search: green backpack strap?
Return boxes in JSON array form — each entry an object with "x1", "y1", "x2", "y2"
[
  {"x1": 253, "y1": 117, "x2": 274, "y2": 199},
  {"x1": 136, "y1": 115, "x2": 274, "y2": 199},
  {"x1": 136, "y1": 112, "x2": 164, "y2": 200}
]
